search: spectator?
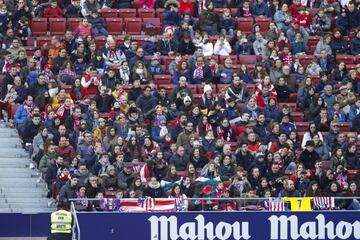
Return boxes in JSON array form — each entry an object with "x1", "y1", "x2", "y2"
[
  {"x1": 346, "y1": 2, "x2": 360, "y2": 30},
  {"x1": 199, "y1": 1, "x2": 218, "y2": 35},
  {"x1": 253, "y1": 0, "x2": 268, "y2": 17},
  {"x1": 163, "y1": 0, "x2": 181, "y2": 27},
  {"x1": 88, "y1": 11, "x2": 108, "y2": 37},
  {"x1": 43, "y1": 0, "x2": 63, "y2": 18},
  {"x1": 330, "y1": 29, "x2": 349, "y2": 55},
  {"x1": 219, "y1": 8, "x2": 235, "y2": 36},
  {"x1": 274, "y1": 4, "x2": 292, "y2": 32},
  {"x1": 59, "y1": 174, "x2": 79, "y2": 202},
  {"x1": 350, "y1": 31, "x2": 360, "y2": 56},
  {"x1": 64, "y1": 0, "x2": 83, "y2": 18}
]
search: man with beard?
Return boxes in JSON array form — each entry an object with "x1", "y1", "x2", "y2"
[
  {"x1": 236, "y1": 142, "x2": 254, "y2": 171},
  {"x1": 94, "y1": 85, "x2": 115, "y2": 113},
  {"x1": 176, "y1": 121, "x2": 197, "y2": 148}
]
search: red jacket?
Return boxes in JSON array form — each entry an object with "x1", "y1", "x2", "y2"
[
  {"x1": 297, "y1": 13, "x2": 312, "y2": 28},
  {"x1": 43, "y1": 6, "x2": 63, "y2": 18},
  {"x1": 179, "y1": 0, "x2": 194, "y2": 16},
  {"x1": 288, "y1": 3, "x2": 300, "y2": 17}
]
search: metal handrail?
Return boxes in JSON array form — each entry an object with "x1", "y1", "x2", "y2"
[
  {"x1": 70, "y1": 201, "x2": 81, "y2": 240},
  {"x1": 68, "y1": 197, "x2": 360, "y2": 201}
]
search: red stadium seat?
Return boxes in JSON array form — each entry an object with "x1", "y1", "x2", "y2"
[
  {"x1": 214, "y1": 8, "x2": 225, "y2": 15},
  {"x1": 255, "y1": 17, "x2": 271, "y2": 32},
  {"x1": 298, "y1": 55, "x2": 315, "y2": 67},
  {"x1": 119, "y1": 9, "x2": 137, "y2": 18},
  {"x1": 67, "y1": 18, "x2": 81, "y2": 32},
  {"x1": 101, "y1": 8, "x2": 119, "y2": 18},
  {"x1": 335, "y1": 54, "x2": 354, "y2": 65},
  {"x1": 138, "y1": 8, "x2": 155, "y2": 18},
  {"x1": 159, "y1": 84, "x2": 176, "y2": 94},
  {"x1": 31, "y1": 18, "x2": 48, "y2": 36},
  {"x1": 295, "y1": 122, "x2": 309, "y2": 132},
  {"x1": 162, "y1": 56, "x2": 175, "y2": 68},
  {"x1": 124, "y1": 18, "x2": 142, "y2": 34},
  {"x1": 278, "y1": 102, "x2": 297, "y2": 111},
  {"x1": 36, "y1": 36, "x2": 52, "y2": 48},
  {"x1": 236, "y1": 18, "x2": 253, "y2": 33},
  {"x1": 142, "y1": 18, "x2": 162, "y2": 35},
  {"x1": 193, "y1": 93, "x2": 202, "y2": 103},
  {"x1": 239, "y1": 55, "x2": 257, "y2": 64},
  {"x1": 290, "y1": 112, "x2": 304, "y2": 122},
  {"x1": 154, "y1": 75, "x2": 172, "y2": 85},
  {"x1": 105, "y1": 18, "x2": 124, "y2": 35},
  {"x1": 24, "y1": 46, "x2": 35, "y2": 56},
  {"x1": 49, "y1": 18, "x2": 66, "y2": 35},
  {"x1": 95, "y1": 36, "x2": 107, "y2": 48},
  {"x1": 187, "y1": 84, "x2": 198, "y2": 94},
  {"x1": 155, "y1": 8, "x2": 165, "y2": 20}
]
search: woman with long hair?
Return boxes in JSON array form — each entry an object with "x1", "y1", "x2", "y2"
[
  {"x1": 131, "y1": 61, "x2": 151, "y2": 85},
  {"x1": 168, "y1": 184, "x2": 188, "y2": 211},
  {"x1": 304, "y1": 180, "x2": 322, "y2": 197},
  {"x1": 161, "y1": 164, "x2": 181, "y2": 192},
  {"x1": 301, "y1": 122, "x2": 324, "y2": 149}
]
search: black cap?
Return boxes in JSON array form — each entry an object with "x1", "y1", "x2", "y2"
[{"x1": 305, "y1": 140, "x2": 315, "y2": 147}]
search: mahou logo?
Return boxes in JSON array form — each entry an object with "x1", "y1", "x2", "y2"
[
  {"x1": 268, "y1": 214, "x2": 360, "y2": 240},
  {"x1": 148, "y1": 215, "x2": 250, "y2": 240}
]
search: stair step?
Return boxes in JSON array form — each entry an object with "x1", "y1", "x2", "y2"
[
  {"x1": 5, "y1": 198, "x2": 50, "y2": 204},
  {"x1": 0, "y1": 187, "x2": 45, "y2": 193},
  {"x1": 1, "y1": 192, "x2": 46, "y2": 198}
]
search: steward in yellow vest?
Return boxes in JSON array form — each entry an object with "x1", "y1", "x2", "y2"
[{"x1": 48, "y1": 201, "x2": 73, "y2": 240}]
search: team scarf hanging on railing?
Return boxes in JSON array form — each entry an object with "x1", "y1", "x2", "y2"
[
  {"x1": 100, "y1": 197, "x2": 176, "y2": 212},
  {"x1": 268, "y1": 198, "x2": 285, "y2": 211},
  {"x1": 313, "y1": 197, "x2": 335, "y2": 210}
]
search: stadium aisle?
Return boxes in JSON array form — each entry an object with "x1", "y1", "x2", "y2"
[{"x1": 0, "y1": 122, "x2": 53, "y2": 213}]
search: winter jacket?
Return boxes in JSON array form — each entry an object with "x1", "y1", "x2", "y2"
[
  {"x1": 163, "y1": 8, "x2": 181, "y2": 27},
  {"x1": 291, "y1": 41, "x2": 307, "y2": 54},
  {"x1": 169, "y1": 153, "x2": 190, "y2": 171},
  {"x1": 331, "y1": 37, "x2": 349, "y2": 54},
  {"x1": 253, "y1": 2, "x2": 268, "y2": 16},
  {"x1": 59, "y1": 182, "x2": 77, "y2": 201},
  {"x1": 315, "y1": 143, "x2": 330, "y2": 160},
  {"x1": 136, "y1": 94, "x2": 157, "y2": 115},
  {"x1": 350, "y1": 37, "x2": 360, "y2": 56},
  {"x1": 219, "y1": 16, "x2": 235, "y2": 30},
  {"x1": 117, "y1": 170, "x2": 136, "y2": 190}
]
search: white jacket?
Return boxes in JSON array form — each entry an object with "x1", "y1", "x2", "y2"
[{"x1": 214, "y1": 40, "x2": 232, "y2": 56}]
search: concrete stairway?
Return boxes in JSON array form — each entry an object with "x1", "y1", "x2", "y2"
[{"x1": 0, "y1": 122, "x2": 53, "y2": 213}]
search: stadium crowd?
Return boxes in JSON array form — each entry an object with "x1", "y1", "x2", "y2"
[{"x1": 1, "y1": 0, "x2": 360, "y2": 211}]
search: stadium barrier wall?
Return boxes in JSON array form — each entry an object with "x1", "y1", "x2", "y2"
[{"x1": 2, "y1": 211, "x2": 360, "y2": 239}]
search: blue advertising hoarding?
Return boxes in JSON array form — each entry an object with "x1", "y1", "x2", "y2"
[
  {"x1": 77, "y1": 211, "x2": 360, "y2": 240},
  {"x1": 1, "y1": 211, "x2": 360, "y2": 239}
]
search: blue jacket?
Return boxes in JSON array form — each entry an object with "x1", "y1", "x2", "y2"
[
  {"x1": 151, "y1": 126, "x2": 167, "y2": 143},
  {"x1": 172, "y1": 70, "x2": 192, "y2": 84},
  {"x1": 15, "y1": 105, "x2": 30, "y2": 126},
  {"x1": 223, "y1": 106, "x2": 239, "y2": 121},
  {"x1": 142, "y1": 40, "x2": 158, "y2": 56},
  {"x1": 336, "y1": 15, "x2": 349, "y2": 34},
  {"x1": 290, "y1": 41, "x2": 307, "y2": 55},
  {"x1": 329, "y1": 110, "x2": 347, "y2": 122},
  {"x1": 264, "y1": 106, "x2": 280, "y2": 123},
  {"x1": 351, "y1": 37, "x2": 360, "y2": 56},
  {"x1": 349, "y1": 105, "x2": 360, "y2": 122},
  {"x1": 322, "y1": 94, "x2": 336, "y2": 112},
  {"x1": 163, "y1": 9, "x2": 181, "y2": 27},
  {"x1": 280, "y1": 122, "x2": 297, "y2": 136},
  {"x1": 219, "y1": 16, "x2": 235, "y2": 30},
  {"x1": 253, "y1": 2, "x2": 268, "y2": 16},
  {"x1": 218, "y1": 66, "x2": 234, "y2": 84},
  {"x1": 239, "y1": 71, "x2": 253, "y2": 83},
  {"x1": 88, "y1": 16, "x2": 107, "y2": 30}
]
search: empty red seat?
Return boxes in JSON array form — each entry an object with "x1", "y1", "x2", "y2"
[
  {"x1": 67, "y1": 18, "x2": 81, "y2": 32},
  {"x1": 142, "y1": 18, "x2": 162, "y2": 35},
  {"x1": 124, "y1": 18, "x2": 142, "y2": 34},
  {"x1": 236, "y1": 18, "x2": 253, "y2": 33},
  {"x1": 295, "y1": 123, "x2": 309, "y2": 132},
  {"x1": 154, "y1": 75, "x2": 172, "y2": 85},
  {"x1": 255, "y1": 17, "x2": 271, "y2": 32},
  {"x1": 101, "y1": 8, "x2": 119, "y2": 18},
  {"x1": 119, "y1": 9, "x2": 137, "y2": 18},
  {"x1": 335, "y1": 54, "x2": 354, "y2": 65},
  {"x1": 291, "y1": 112, "x2": 304, "y2": 122},
  {"x1": 105, "y1": 18, "x2": 124, "y2": 35},
  {"x1": 138, "y1": 8, "x2": 155, "y2": 18},
  {"x1": 24, "y1": 46, "x2": 35, "y2": 56},
  {"x1": 36, "y1": 36, "x2": 52, "y2": 48},
  {"x1": 155, "y1": 8, "x2": 165, "y2": 21},
  {"x1": 31, "y1": 18, "x2": 48, "y2": 36},
  {"x1": 95, "y1": 36, "x2": 107, "y2": 48},
  {"x1": 49, "y1": 18, "x2": 66, "y2": 35},
  {"x1": 162, "y1": 56, "x2": 175, "y2": 68},
  {"x1": 239, "y1": 55, "x2": 257, "y2": 64}
]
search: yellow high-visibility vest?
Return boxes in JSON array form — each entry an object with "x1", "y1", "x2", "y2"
[
  {"x1": 284, "y1": 197, "x2": 314, "y2": 212},
  {"x1": 50, "y1": 209, "x2": 72, "y2": 234}
]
